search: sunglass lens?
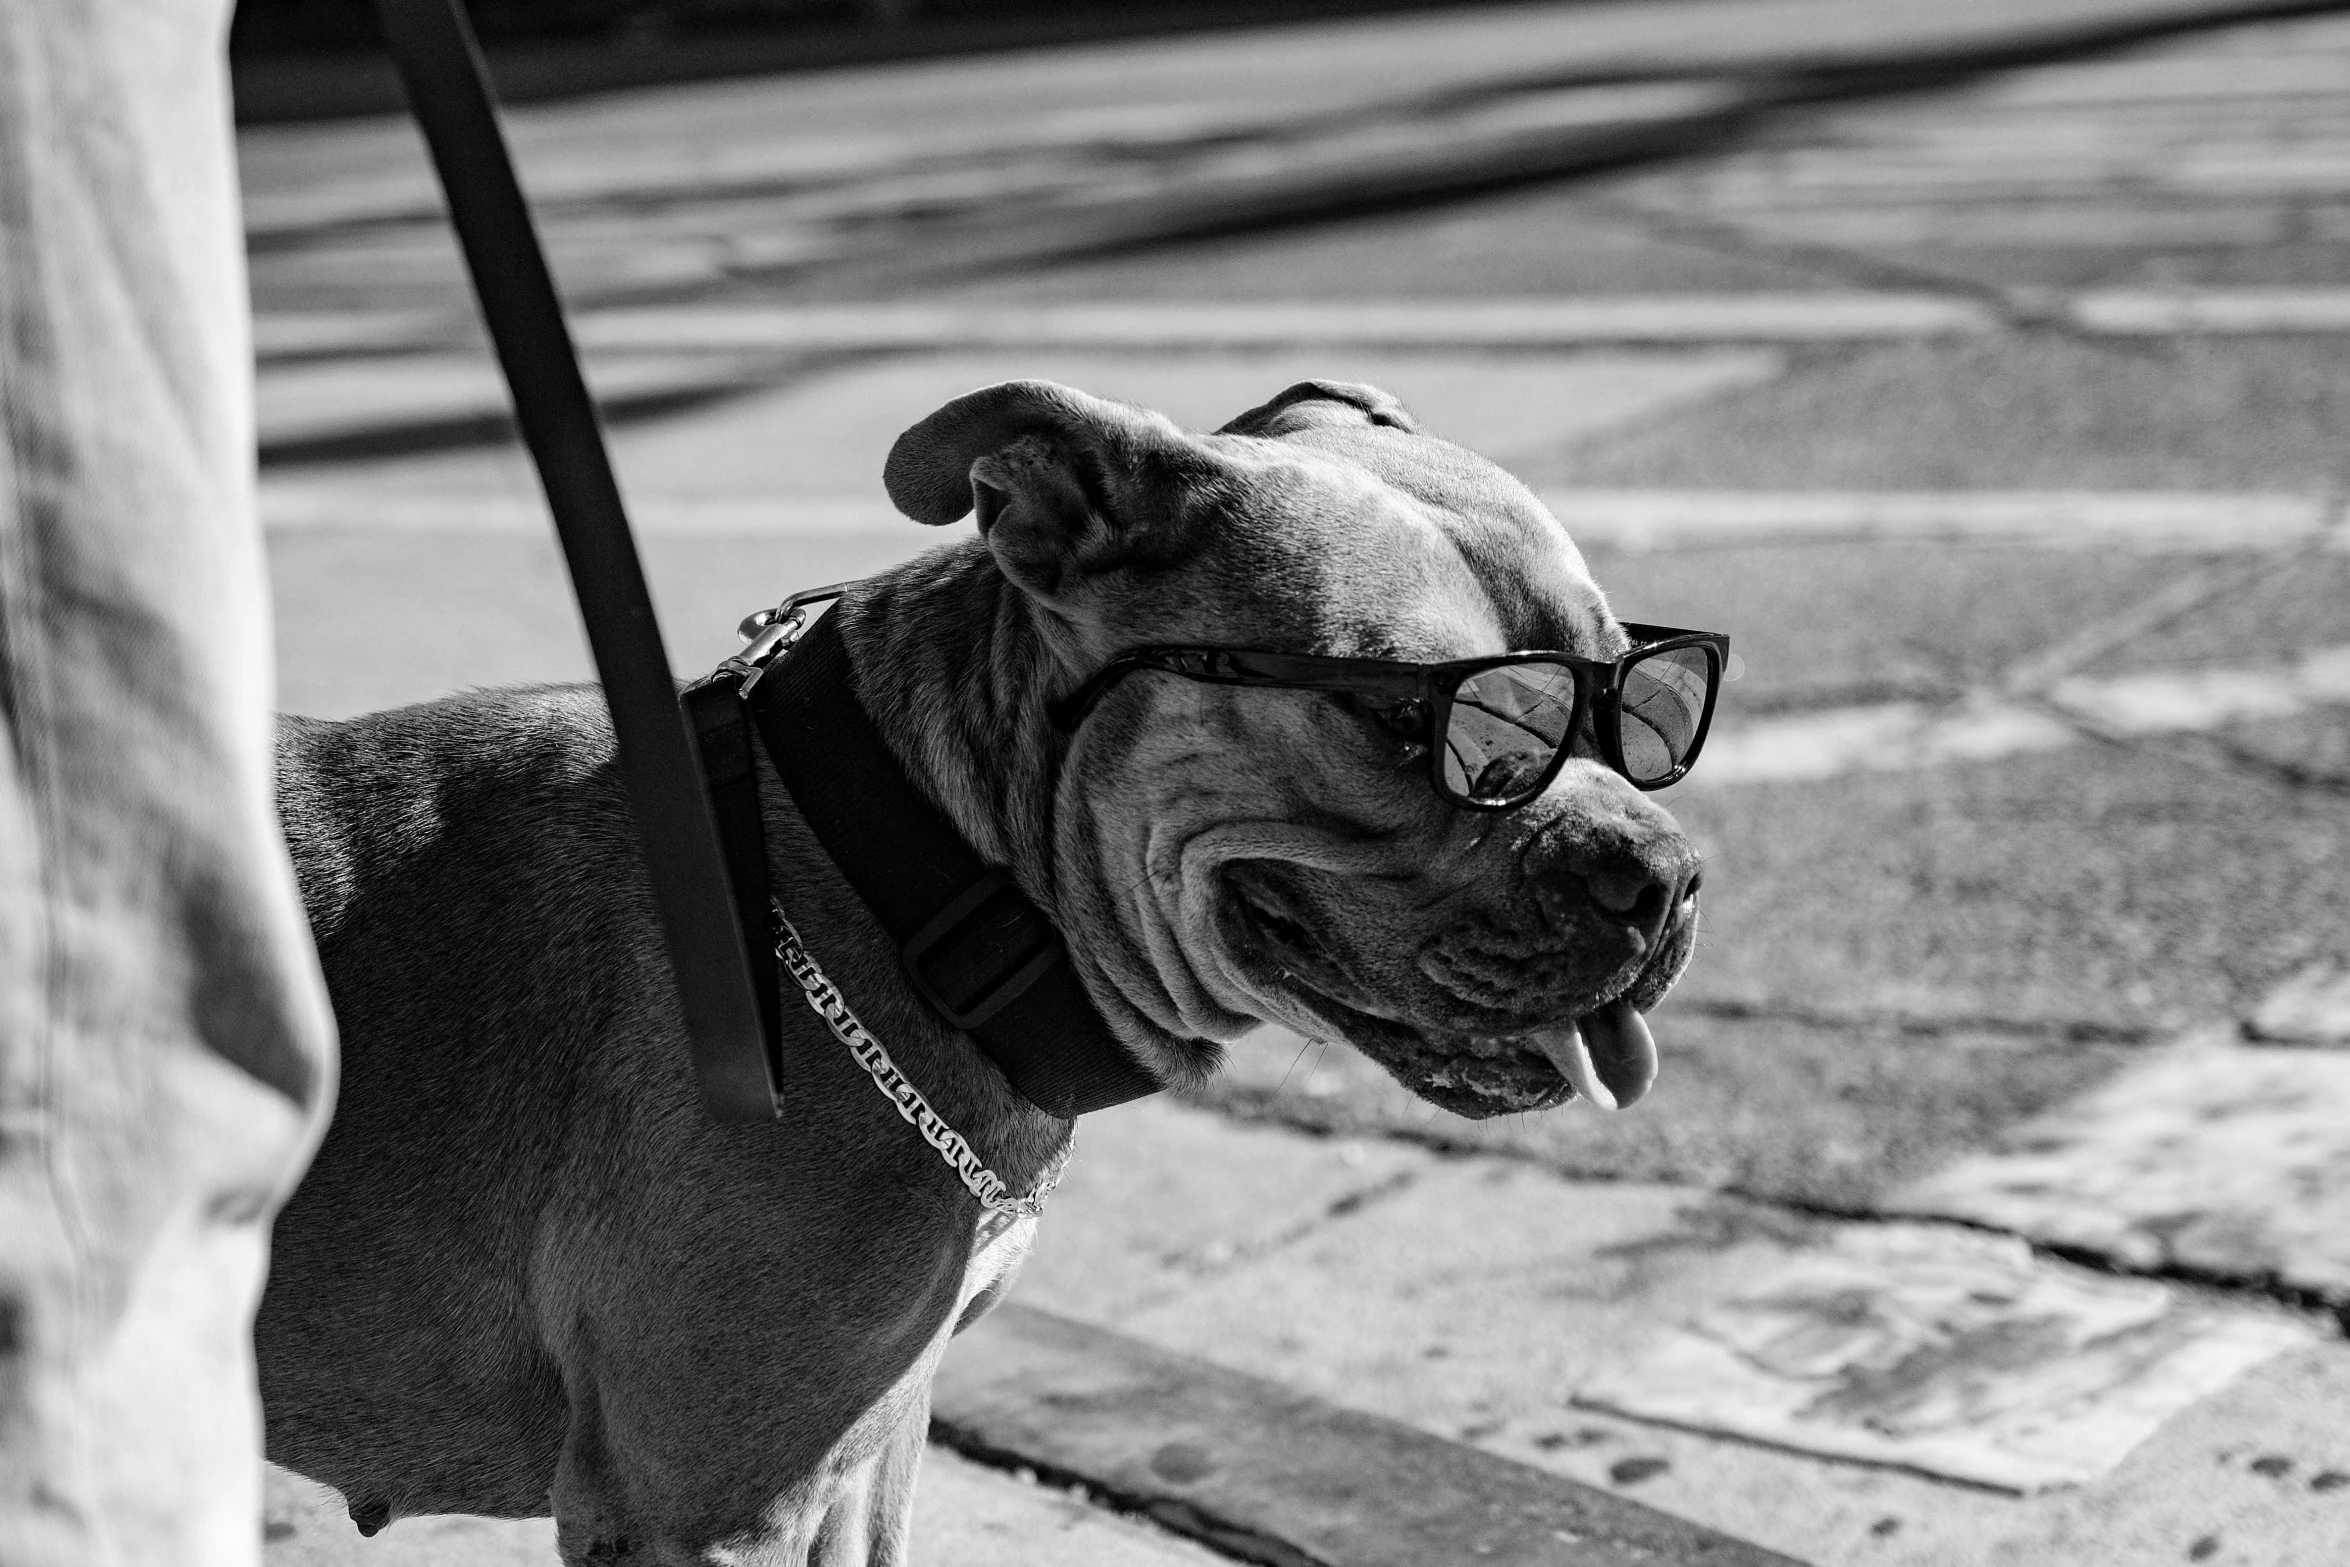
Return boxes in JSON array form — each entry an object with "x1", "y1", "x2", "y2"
[
  {"x1": 1618, "y1": 644, "x2": 1713, "y2": 784},
  {"x1": 1442, "y1": 664, "x2": 1578, "y2": 804}
]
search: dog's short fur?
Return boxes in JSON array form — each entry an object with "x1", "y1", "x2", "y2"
[{"x1": 259, "y1": 380, "x2": 1700, "y2": 1564}]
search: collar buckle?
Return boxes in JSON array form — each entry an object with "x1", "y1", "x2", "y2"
[
  {"x1": 902, "y1": 869, "x2": 1066, "y2": 1030},
  {"x1": 720, "y1": 582, "x2": 854, "y2": 695}
]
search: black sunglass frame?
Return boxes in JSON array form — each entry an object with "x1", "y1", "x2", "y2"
[{"x1": 1047, "y1": 623, "x2": 1729, "y2": 808}]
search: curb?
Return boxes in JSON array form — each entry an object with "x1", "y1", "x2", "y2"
[{"x1": 931, "y1": 1305, "x2": 1807, "y2": 1567}]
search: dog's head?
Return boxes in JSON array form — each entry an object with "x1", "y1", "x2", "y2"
[{"x1": 884, "y1": 379, "x2": 1703, "y2": 1117}]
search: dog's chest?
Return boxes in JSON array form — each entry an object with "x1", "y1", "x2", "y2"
[{"x1": 955, "y1": 1210, "x2": 1041, "y2": 1324}]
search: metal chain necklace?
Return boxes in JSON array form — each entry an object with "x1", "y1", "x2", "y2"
[{"x1": 771, "y1": 902, "x2": 1067, "y2": 1220}]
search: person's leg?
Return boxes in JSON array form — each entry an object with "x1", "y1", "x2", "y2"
[{"x1": 0, "y1": 4, "x2": 337, "y2": 1565}]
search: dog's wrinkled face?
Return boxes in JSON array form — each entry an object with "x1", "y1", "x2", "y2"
[{"x1": 885, "y1": 380, "x2": 1702, "y2": 1117}]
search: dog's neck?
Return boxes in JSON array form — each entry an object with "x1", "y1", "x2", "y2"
[
  {"x1": 822, "y1": 540, "x2": 1198, "y2": 1118},
  {"x1": 832, "y1": 541, "x2": 1068, "y2": 914}
]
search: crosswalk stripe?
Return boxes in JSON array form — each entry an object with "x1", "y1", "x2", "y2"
[
  {"x1": 257, "y1": 488, "x2": 899, "y2": 535},
  {"x1": 1551, "y1": 490, "x2": 2340, "y2": 554},
  {"x1": 259, "y1": 485, "x2": 2343, "y2": 554},
  {"x1": 2250, "y1": 965, "x2": 2350, "y2": 1047},
  {"x1": 252, "y1": 288, "x2": 2350, "y2": 363},
  {"x1": 1692, "y1": 644, "x2": 2350, "y2": 787},
  {"x1": 569, "y1": 290, "x2": 2350, "y2": 350},
  {"x1": 568, "y1": 297, "x2": 2001, "y2": 351}
]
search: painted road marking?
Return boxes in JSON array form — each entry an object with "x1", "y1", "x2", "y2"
[
  {"x1": 571, "y1": 289, "x2": 2350, "y2": 352},
  {"x1": 256, "y1": 349, "x2": 1781, "y2": 481},
  {"x1": 1574, "y1": 1223, "x2": 2311, "y2": 1493},
  {"x1": 2251, "y1": 964, "x2": 2350, "y2": 1048},
  {"x1": 1890, "y1": 1025, "x2": 2350, "y2": 1305},
  {"x1": 1550, "y1": 489, "x2": 2340, "y2": 554},
  {"x1": 252, "y1": 288, "x2": 2350, "y2": 363},
  {"x1": 2071, "y1": 287, "x2": 2350, "y2": 336},
  {"x1": 259, "y1": 483, "x2": 2342, "y2": 554},
  {"x1": 568, "y1": 296, "x2": 2000, "y2": 351},
  {"x1": 2046, "y1": 647, "x2": 2350, "y2": 734},
  {"x1": 258, "y1": 487, "x2": 901, "y2": 536},
  {"x1": 1692, "y1": 644, "x2": 2350, "y2": 787}
]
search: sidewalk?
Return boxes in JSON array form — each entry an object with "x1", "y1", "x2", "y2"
[{"x1": 998, "y1": 1089, "x2": 2349, "y2": 1566}]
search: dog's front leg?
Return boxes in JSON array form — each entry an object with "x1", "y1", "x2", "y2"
[
  {"x1": 548, "y1": 1388, "x2": 930, "y2": 1567},
  {"x1": 547, "y1": 1315, "x2": 944, "y2": 1567},
  {"x1": 804, "y1": 1390, "x2": 928, "y2": 1567}
]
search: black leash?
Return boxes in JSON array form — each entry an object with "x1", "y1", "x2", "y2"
[
  {"x1": 378, "y1": 0, "x2": 1157, "y2": 1125},
  {"x1": 375, "y1": 0, "x2": 780, "y2": 1122}
]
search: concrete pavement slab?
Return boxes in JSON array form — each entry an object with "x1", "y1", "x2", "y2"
[
  {"x1": 1013, "y1": 1099, "x2": 1429, "y2": 1321},
  {"x1": 1572, "y1": 1224, "x2": 2309, "y2": 1492},
  {"x1": 1889, "y1": 1025, "x2": 2350, "y2": 1303},
  {"x1": 936, "y1": 1305, "x2": 1803, "y2": 1567},
  {"x1": 1019, "y1": 1109, "x2": 2350, "y2": 1566},
  {"x1": 907, "y1": 1448, "x2": 1240, "y2": 1566}
]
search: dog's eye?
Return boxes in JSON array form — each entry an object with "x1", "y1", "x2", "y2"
[{"x1": 1347, "y1": 695, "x2": 1430, "y2": 743}]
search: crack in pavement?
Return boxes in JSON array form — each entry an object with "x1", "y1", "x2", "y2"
[
  {"x1": 1727, "y1": 1187, "x2": 2350, "y2": 1332},
  {"x1": 917, "y1": 1431, "x2": 1334, "y2": 1567},
  {"x1": 1668, "y1": 997, "x2": 2159, "y2": 1045},
  {"x1": 1120, "y1": 1167, "x2": 1424, "y2": 1319}
]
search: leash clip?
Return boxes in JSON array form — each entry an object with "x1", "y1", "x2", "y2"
[{"x1": 719, "y1": 582, "x2": 854, "y2": 697}]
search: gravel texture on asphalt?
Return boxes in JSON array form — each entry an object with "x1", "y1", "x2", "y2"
[{"x1": 1529, "y1": 336, "x2": 2350, "y2": 492}]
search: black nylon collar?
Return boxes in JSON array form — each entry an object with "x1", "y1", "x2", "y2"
[{"x1": 740, "y1": 607, "x2": 1161, "y2": 1120}]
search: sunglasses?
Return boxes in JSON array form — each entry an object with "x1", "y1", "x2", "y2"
[{"x1": 1048, "y1": 623, "x2": 1729, "y2": 809}]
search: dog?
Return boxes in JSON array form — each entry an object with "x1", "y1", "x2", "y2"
[{"x1": 257, "y1": 378, "x2": 1704, "y2": 1564}]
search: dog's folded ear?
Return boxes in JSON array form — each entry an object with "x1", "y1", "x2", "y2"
[
  {"x1": 884, "y1": 379, "x2": 1196, "y2": 598},
  {"x1": 1217, "y1": 380, "x2": 1416, "y2": 439}
]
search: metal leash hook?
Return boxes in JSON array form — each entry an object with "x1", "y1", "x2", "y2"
[{"x1": 722, "y1": 582, "x2": 854, "y2": 697}]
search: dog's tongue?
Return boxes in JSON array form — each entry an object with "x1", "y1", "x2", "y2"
[{"x1": 1535, "y1": 1002, "x2": 1659, "y2": 1112}]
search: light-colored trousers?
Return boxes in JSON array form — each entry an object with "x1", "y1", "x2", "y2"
[{"x1": 0, "y1": 3, "x2": 338, "y2": 1565}]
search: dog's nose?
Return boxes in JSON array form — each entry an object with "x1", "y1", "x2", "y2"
[{"x1": 1540, "y1": 839, "x2": 1699, "y2": 955}]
